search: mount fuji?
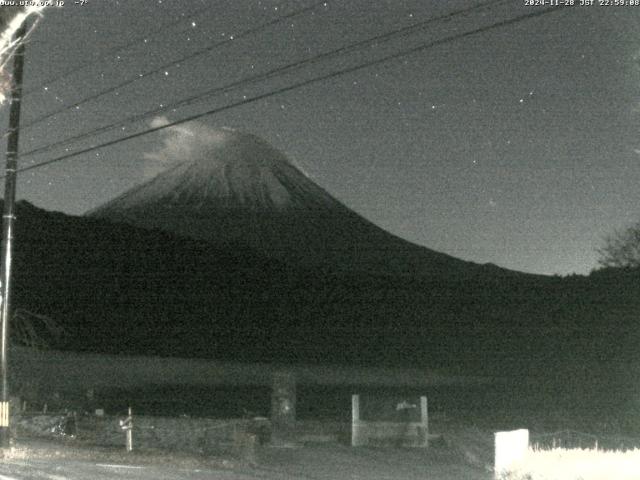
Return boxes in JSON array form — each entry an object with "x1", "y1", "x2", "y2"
[{"x1": 88, "y1": 127, "x2": 514, "y2": 279}]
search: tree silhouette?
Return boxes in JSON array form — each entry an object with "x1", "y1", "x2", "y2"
[
  {"x1": 12, "y1": 309, "x2": 64, "y2": 349},
  {"x1": 598, "y1": 221, "x2": 640, "y2": 268}
]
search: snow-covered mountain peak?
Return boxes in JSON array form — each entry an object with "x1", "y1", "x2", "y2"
[{"x1": 89, "y1": 128, "x2": 486, "y2": 277}]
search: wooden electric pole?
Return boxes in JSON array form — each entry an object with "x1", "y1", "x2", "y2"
[{"x1": 0, "y1": 21, "x2": 27, "y2": 448}]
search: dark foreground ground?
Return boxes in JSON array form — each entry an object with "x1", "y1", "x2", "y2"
[{"x1": 0, "y1": 436, "x2": 491, "y2": 480}]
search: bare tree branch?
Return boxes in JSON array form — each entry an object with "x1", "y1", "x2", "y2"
[
  {"x1": 597, "y1": 221, "x2": 640, "y2": 269},
  {"x1": 12, "y1": 308, "x2": 64, "y2": 349}
]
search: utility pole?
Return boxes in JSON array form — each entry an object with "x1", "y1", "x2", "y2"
[{"x1": 0, "y1": 22, "x2": 27, "y2": 449}]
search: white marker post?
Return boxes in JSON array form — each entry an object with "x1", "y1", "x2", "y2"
[{"x1": 119, "y1": 407, "x2": 133, "y2": 452}]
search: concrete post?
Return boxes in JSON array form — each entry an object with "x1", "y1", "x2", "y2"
[
  {"x1": 270, "y1": 371, "x2": 296, "y2": 446},
  {"x1": 351, "y1": 394, "x2": 362, "y2": 447},
  {"x1": 420, "y1": 395, "x2": 429, "y2": 447},
  {"x1": 494, "y1": 429, "x2": 529, "y2": 477}
]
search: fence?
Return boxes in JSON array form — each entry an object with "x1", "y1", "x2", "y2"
[{"x1": 15, "y1": 411, "x2": 270, "y2": 457}]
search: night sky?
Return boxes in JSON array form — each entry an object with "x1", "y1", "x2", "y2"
[{"x1": 1, "y1": 0, "x2": 639, "y2": 276}]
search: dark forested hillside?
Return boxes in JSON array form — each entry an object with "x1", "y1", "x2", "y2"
[{"x1": 5, "y1": 201, "x2": 639, "y2": 382}]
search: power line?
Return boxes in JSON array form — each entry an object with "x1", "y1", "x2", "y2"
[
  {"x1": 23, "y1": 2, "x2": 213, "y2": 95},
  {"x1": 14, "y1": 5, "x2": 568, "y2": 176},
  {"x1": 20, "y1": 0, "x2": 508, "y2": 159},
  {"x1": 18, "y1": 1, "x2": 327, "y2": 132}
]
